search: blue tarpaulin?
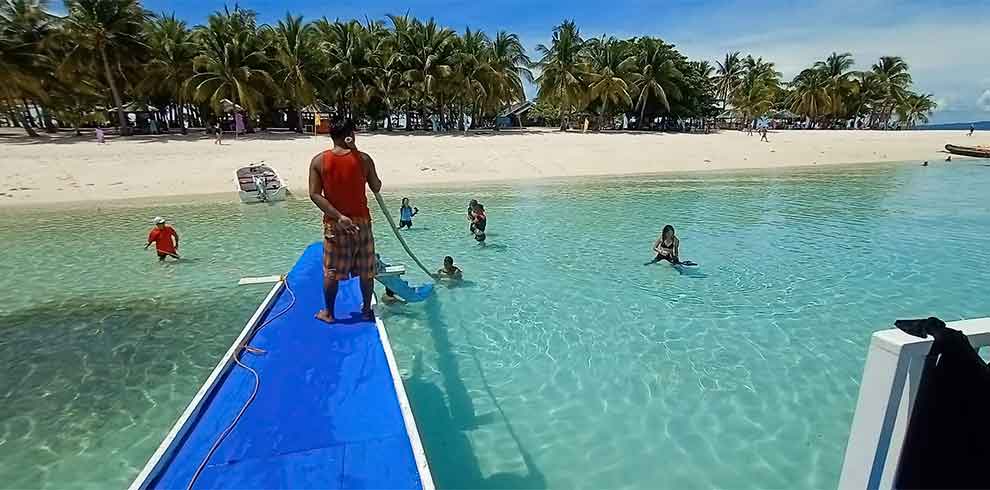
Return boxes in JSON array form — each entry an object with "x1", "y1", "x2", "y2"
[{"x1": 145, "y1": 243, "x2": 426, "y2": 489}]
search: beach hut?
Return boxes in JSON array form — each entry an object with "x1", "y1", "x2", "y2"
[
  {"x1": 716, "y1": 109, "x2": 745, "y2": 130},
  {"x1": 300, "y1": 102, "x2": 333, "y2": 133},
  {"x1": 768, "y1": 109, "x2": 801, "y2": 129},
  {"x1": 497, "y1": 101, "x2": 536, "y2": 128},
  {"x1": 108, "y1": 102, "x2": 160, "y2": 134}
]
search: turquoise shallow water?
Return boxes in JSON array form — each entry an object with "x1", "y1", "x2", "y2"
[{"x1": 2, "y1": 162, "x2": 989, "y2": 489}]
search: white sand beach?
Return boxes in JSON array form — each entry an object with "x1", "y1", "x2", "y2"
[{"x1": 0, "y1": 128, "x2": 985, "y2": 207}]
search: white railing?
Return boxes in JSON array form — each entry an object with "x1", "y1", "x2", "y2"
[{"x1": 839, "y1": 317, "x2": 990, "y2": 489}]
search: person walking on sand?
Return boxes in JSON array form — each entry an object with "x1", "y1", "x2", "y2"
[
  {"x1": 145, "y1": 217, "x2": 180, "y2": 261},
  {"x1": 309, "y1": 118, "x2": 382, "y2": 324},
  {"x1": 969, "y1": 124, "x2": 976, "y2": 136},
  {"x1": 760, "y1": 127, "x2": 769, "y2": 142},
  {"x1": 213, "y1": 122, "x2": 222, "y2": 145}
]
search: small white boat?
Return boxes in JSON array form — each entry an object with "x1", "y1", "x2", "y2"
[{"x1": 236, "y1": 164, "x2": 288, "y2": 203}]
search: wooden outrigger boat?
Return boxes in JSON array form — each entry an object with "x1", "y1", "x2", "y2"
[{"x1": 945, "y1": 144, "x2": 990, "y2": 158}]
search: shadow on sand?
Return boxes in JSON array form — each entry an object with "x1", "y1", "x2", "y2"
[{"x1": 403, "y1": 296, "x2": 546, "y2": 489}]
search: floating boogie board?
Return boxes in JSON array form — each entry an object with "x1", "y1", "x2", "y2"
[{"x1": 376, "y1": 255, "x2": 434, "y2": 303}]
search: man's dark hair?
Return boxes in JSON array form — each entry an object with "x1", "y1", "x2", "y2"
[
  {"x1": 329, "y1": 118, "x2": 355, "y2": 139},
  {"x1": 444, "y1": 255, "x2": 454, "y2": 263}
]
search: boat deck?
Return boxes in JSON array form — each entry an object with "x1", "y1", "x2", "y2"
[{"x1": 133, "y1": 243, "x2": 431, "y2": 490}]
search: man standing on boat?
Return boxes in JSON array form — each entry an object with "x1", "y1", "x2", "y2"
[{"x1": 309, "y1": 118, "x2": 382, "y2": 323}]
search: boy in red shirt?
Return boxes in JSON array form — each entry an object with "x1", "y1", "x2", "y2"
[{"x1": 145, "y1": 217, "x2": 180, "y2": 261}]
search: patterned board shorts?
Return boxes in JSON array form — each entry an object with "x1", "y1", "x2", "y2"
[{"x1": 323, "y1": 218, "x2": 376, "y2": 280}]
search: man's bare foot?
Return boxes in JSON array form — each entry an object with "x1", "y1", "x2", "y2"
[
  {"x1": 361, "y1": 309, "x2": 375, "y2": 321},
  {"x1": 315, "y1": 310, "x2": 335, "y2": 324}
]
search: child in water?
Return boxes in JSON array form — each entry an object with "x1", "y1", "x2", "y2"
[
  {"x1": 470, "y1": 203, "x2": 487, "y2": 243},
  {"x1": 437, "y1": 256, "x2": 463, "y2": 280},
  {"x1": 398, "y1": 197, "x2": 419, "y2": 230}
]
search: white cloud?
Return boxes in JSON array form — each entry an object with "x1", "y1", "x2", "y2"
[
  {"x1": 665, "y1": 2, "x2": 990, "y2": 123},
  {"x1": 978, "y1": 90, "x2": 990, "y2": 112}
]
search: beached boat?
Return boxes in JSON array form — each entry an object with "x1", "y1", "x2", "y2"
[
  {"x1": 236, "y1": 164, "x2": 288, "y2": 203},
  {"x1": 945, "y1": 144, "x2": 990, "y2": 158},
  {"x1": 129, "y1": 243, "x2": 433, "y2": 490}
]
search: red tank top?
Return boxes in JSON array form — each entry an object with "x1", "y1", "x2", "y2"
[{"x1": 321, "y1": 150, "x2": 370, "y2": 221}]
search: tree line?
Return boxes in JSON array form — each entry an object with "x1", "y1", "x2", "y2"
[
  {"x1": 537, "y1": 21, "x2": 935, "y2": 131},
  {"x1": 715, "y1": 51, "x2": 936, "y2": 129},
  {"x1": 1, "y1": 0, "x2": 532, "y2": 136},
  {"x1": 1, "y1": 1, "x2": 936, "y2": 137}
]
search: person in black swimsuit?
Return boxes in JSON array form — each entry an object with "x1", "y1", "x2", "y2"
[{"x1": 648, "y1": 224, "x2": 680, "y2": 264}]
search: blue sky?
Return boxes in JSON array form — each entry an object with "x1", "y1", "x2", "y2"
[{"x1": 146, "y1": 0, "x2": 990, "y2": 124}]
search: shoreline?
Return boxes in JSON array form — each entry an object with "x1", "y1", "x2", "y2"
[
  {"x1": 1, "y1": 128, "x2": 984, "y2": 210},
  {"x1": 0, "y1": 159, "x2": 908, "y2": 213}
]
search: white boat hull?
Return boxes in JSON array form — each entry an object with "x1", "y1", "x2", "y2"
[{"x1": 238, "y1": 187, "x2": 288, "y2": 203}]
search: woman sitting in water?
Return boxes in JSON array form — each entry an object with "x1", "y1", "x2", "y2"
[
  {"x1": 650, "y1": 225, "x2": 680, "y2": 264},
  {"x1": 646, "y1": 224, "x2": 697, "y2": 267},
  {"x1": 398, "y1": 197, "x2": 419, "y2": 230}
]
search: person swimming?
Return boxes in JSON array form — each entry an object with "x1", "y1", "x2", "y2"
[
  {"x1": 398, "y1": 197, "x2": 418, "y2": 229},
  {"x1": 470, "y1": 203, "x2": 487, "y2": 243},
  {"x1": 437, "y1": 255, "x2": 463, "y2": 280},
  {"x1": 645, "y1": 225, "x2": 697, "y2": 266}
]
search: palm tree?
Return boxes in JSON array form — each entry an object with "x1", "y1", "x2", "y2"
[
  {"x1": 188, "y1": 6, "x2": 273, "y2": 117},
  {"x1": 485, "y1": 31, "x2": 531, "y2": 121},
  {"x1": 714, "y1": 51, "x2": 743, "y2": 110},
  {"x1": 585, "y1": 36, "x2": 634, "y2": 129},
  {"x1": 142, "y1": 13, "x2": 196, "y2": 133},
  {"x1": 627, "y1": 37, "x2": 683, "y2": 128},
  {"x1": 0, "y1": 0, "x2": 55, "y2": 135},
  {"x1": 733, "y1": 56, "x2": 780, "y2": 127},
  {"x1": 812, "y1": 52, "x2": 854, "y2": 119},
  {"x1": 396, "y1": 18, "x2": 456, "y2": 128},
  {"x1": 315, "y1": 18, "x2": 376, "y2": 118},
  {"x1": 367, "y1": 26, "x2": 404, "y2": 129},
  {"x1": 270, "y1": 13, "x2": 318, "y2": 132},
  {"x1": 897, "y1": 92, "x2": 936, "y2": 128},
  {"x1": 452, "y1": 27, "x2": 490, "y2": 128},
  {"x1": 64, "y1": 0, "x2": 148, "y2": 135},
  {"x1": 870, "y1": 56, "x2": 912, "y2": 128},
  {"x1": 535, "y1": 20, "x2": 585, "y2": 130},
  {"x1": 789, "y1": 68, "x2": 831, "y2": 125}
]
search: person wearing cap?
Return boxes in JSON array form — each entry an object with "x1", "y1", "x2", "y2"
[
  {"x1": 309, "y1": 118, "x2": 382, "y2": 323},
  {"x1": 145, "y1": 217, "x2": 180, "y2": 261}
]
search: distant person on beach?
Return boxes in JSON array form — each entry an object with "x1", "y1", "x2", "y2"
[
  {"x1": 922, "y1": 161, "x2": 929, "y2": 167},
  {"x1": 213, "y1": 122, "x2": 222, "y2": 145},
  {"x1": 470, "y1": 203, "x2": 487, "y2": 243},
  {"x1": 145, "y1": 217, "x2": 180, "y2": 261},
  {"x1": 760, "y1": 127, "x2": 769, "y2": 142},
  {"x1": 398, "y1": 197, "x2": 418, "y2": 229},
  {"x1": 969, "y1": 124, "x2": 975, "y2": 136},
  {"x1": 437, "y1": 256, "x2": 463, "y2": 280},
  {"x1": 95, "y1": 127, "x2": 105, "y2": 144},
  {"x1": 309, "y1": 118, "x2": 382, "y2": 323},
  {"x1": 946, "y1": 155, "x2": 952, "y2": 162}
]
